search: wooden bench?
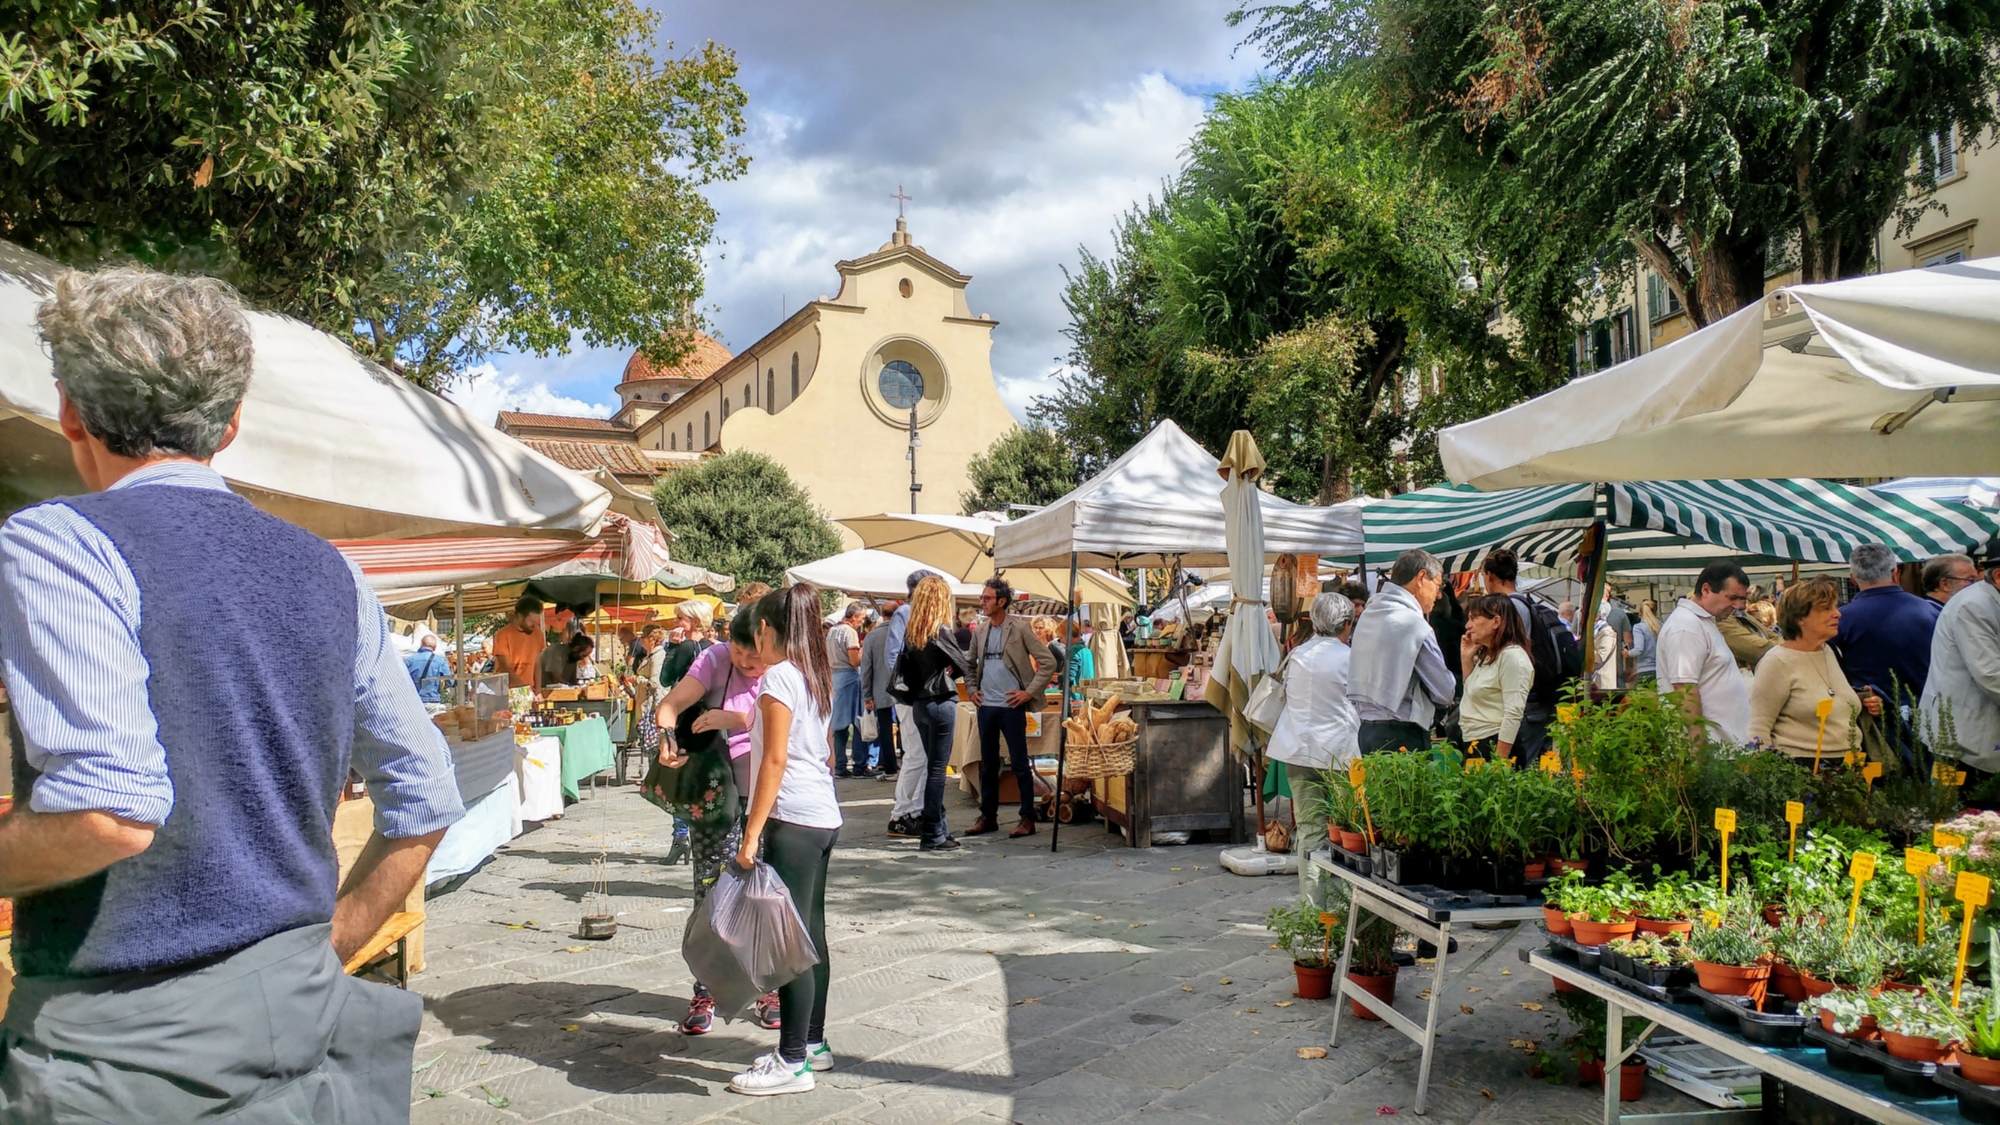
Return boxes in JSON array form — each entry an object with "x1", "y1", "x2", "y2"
[{"x1": 343, "y1": 911, "x2": 424, "y2": 988}]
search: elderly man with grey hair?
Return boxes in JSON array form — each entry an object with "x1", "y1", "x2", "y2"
[
  {"x1": 1266, "y1": 591, "x2": 1359, "y2": 904},
  {"x1": 0, "y1": 267, "x2": 463, "y2": 1123},
  {"x1": 1348, "y1": 549, "x2": 1454, "y2": 754},
  {"x1": 1833, "y1": 542, "x2": 1940, "y2": 706},
  {"x1": 1924, "y1": 553, "x2": 1981, "y2": 608}
]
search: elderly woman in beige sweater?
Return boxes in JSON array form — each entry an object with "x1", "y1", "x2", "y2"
[{"x1": 1748, "y1": 576, "x2": 1882, "y2": 763}]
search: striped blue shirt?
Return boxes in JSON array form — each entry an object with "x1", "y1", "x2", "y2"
[{"x1": 0, "y1": 461, "x2": 464, "y2": 838}]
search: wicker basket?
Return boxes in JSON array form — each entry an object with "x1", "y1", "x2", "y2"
[{"x1": 1061, "y1": 737, "x2": 1137, "y2": 781}]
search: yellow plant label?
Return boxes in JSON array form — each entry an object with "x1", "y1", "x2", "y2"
[
  {"x1": 1844, "y1": 751, "x2": 1864, "y2": 768},
  {"x1": 1908, "y1": 849, "x2": 1941, "y2": 877},
  {"x1": 1935, "y1": 762, "x2": 1970, "y2": 786},
  {"x1": 1937, "y1": 830, "x2": 1968, "y2": 852},
  {"x1": 1862, "y1": 762, "x2": 1883, "y2": 785},
  {"x1": 1714, "y1": 808, "x2": 1737, "y2": 833},
  {"x1": 1348, "y1": 760, "x2": 1365, "y2": 787},
  {"x1": 1784, "y1": 801, "x2": 1804, "y2": 826},
  {"x1": 1465, "y1": 757, "x2": 1486, "y2": 773},
  {"x1": 1815, "y1": 697, "x2": 1835, "y2": 720},
  {"x1": 1958, "y1": 871, "x2": 1992, "y2": 908},
  {"x1": 1850, "y1": 852, "x2": 1877, "y2": 881}
]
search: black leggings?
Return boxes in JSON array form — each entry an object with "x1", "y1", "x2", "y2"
[{"x1": 762, "y1": 818, "x2": 837, "y2": 1062}]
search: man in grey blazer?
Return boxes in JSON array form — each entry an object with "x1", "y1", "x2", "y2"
[{"x1": 965, "y1": 576, "x2": 1057, "y2": 838}]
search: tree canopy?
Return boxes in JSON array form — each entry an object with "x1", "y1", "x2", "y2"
[
  {"x1": 652, "y1": 452, "x2": 842, "y2": 589},
  {"x1": 959, "y1": 426, "x2": 1078, "y2": 516},
  {"x1": 1233, "y1": 0, "x2": 2000, "y2": 324},
  {"x1": 1034, "y1": 80, "x2": 1594, "y2": 501},
  {"x1": 0, "y1": 0, "x2": 747, "y2": 387}
]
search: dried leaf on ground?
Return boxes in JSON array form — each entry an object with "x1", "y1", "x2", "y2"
[
  {"x1": 1481, "y1": 1088, "x2": 1495, "y2": 1100},
  {"x1": 1467, "y1": 987, "x2": 1483, "y2": 993},
  {"x1": 480, "y1": 1085, "x2": 510, "y2": 1109},
  {"x1": 1520, "y1": 1002, "x2": 1543, "y2": 1011},
  {"x1": 1460, "y1": 1005, "x2": 1475, "y2": 1014},
  {"x1": 1275, "y1": 1000, "x2": 1295, "y2": 1007},
  {"x1": 1219, "y1": 978, "x2": 1232, "y2": 985},
  {"x1": 561, "y1": 1024, "x2": 580, "y2": 1032},
  {"x1": 1182, "y1": 985, "x2": 1194, "y2": 992},
  {"x1": 1297, "y1": 1046, "x2": 1328, "y2": 1059},
  {"x1": 412, "y1": 1053, "x2": 446, "y2": 1073},
  {"x1": 1244, "y1": 1007, "x2": 1260, "y2": 1014},
  {"x1": 1509, "y1": 1038, "x2": 1539, "y2": 1052}
]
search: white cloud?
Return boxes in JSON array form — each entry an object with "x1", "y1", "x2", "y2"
[{"x1": 446, "y1": 363, "x2": 617, "y2": 426}]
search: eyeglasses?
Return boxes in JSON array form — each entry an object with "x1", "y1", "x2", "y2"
[{"x1": 1942, "y1": 574, "x2": 1978, "y2": 589}]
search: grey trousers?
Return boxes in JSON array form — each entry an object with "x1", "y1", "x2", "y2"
[
  {"x1": 1285, "y1": 763, "x2": 1331, "y2": 908},
  {"x1": 0, "y1": 923, "x2": 420, "y2": 1124}
]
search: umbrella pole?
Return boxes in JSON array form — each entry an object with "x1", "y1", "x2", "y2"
[
  {"x1": 453, "y1": 583, "x2": 465, "y2": 707},
  {"x1": 1052, "y1": 549, "x2": 1079, "y2": 853}
]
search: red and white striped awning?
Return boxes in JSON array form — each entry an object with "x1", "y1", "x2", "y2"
[{"x1": 337, "y1": 512, "x2": 670, "y2": 592}]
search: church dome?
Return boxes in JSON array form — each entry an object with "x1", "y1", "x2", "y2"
[{"x1": 619, "y1": 331, "x2": 732, "y2": 388}]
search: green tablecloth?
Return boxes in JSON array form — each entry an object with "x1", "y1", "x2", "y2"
[{"x1": 543, "y1": 716, "x2": 615, "y2": 800}]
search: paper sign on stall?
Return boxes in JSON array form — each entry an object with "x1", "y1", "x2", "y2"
[{"x1": 1908, "y1": 849, "x2": 1941, "y2": 943}]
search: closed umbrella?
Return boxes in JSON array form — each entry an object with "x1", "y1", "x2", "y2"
[{"x1": 1202, "y1": 432, "x2": 1283, "y2": 759}]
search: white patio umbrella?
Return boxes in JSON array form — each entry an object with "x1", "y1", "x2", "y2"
[
  {"x1": 1202, "y1": 431, "x2": 1283, "y2": 759},
  {"x1": 783, "y1": 548, "x2": 978, "y2": 600},
  {"x1": 837, "y1": 511, "x2": 1130, "y2": 605},
  {"x1": 1439, "y1": 258, "x2": 2000, "y2": 489},
  {"x1": 0, "y1": 241, "x2": 608, "y2": 538}
]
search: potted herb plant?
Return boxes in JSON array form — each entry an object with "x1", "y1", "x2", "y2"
[
  {"x1": 1686, "y1": 917, "x2": 1772, "y2": 999},
  {"x1": 1543, "y1": 868, "x2": 1584, "y2": 936},
  {"x1": 1949, "y1": 935, "x2": 2000, "y2": 1085},
  {"x1": 1566, "y1": 872, "x2": 1640, "y2": 946},
  {"x1": 1266, "y1": 898, "x2": 1342, "y2": 999},
  {"x1": 1803, "y1": 991, "x2": 1877, "y2": 1039},
  {"x1": 1633, "y1": 870, "x2": 1697, "y2": 936},
  {"x1": 1346, "y1": 915, "x2": 1398, "y2": 1020},
  {"x1": 1872, "y1": 988, "x2": 1957, "y2": 1064}
]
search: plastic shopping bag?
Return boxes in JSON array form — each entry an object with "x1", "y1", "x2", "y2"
[
  {"x1": 681, "y1": 859, "x2": 821, "y2": 1017},
  {"x1": 858, "y1": 709, "x2": 878, "y2": 743}
]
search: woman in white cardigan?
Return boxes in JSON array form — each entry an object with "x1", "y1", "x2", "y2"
[{"x1": 1267, "y1": 592, "x2": 1360, "y2": 904}]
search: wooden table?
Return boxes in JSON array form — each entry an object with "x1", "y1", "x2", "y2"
[{"x1": 1129, "y1": 647, "x2": 1191, "y2": 681}]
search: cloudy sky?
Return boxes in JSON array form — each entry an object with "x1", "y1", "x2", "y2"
[{"x1": 450, "y1": 0, "x2": 1263, "y2": 424}]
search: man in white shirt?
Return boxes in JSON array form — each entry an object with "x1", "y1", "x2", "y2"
[
  {"x1": 1656, "y1": 562, "x2": 1753, "y2": 743},
  {"x1": 1921, "y1": 547, "x2": 2000, "y2": 775}
]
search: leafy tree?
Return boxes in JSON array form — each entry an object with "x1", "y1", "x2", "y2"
[
  {"x1": 959, "y1": 425, "x2": 1079, "y2": 515},
  {"x1": 1232, "y1": 0, "x2": 2000, "y2": 324},
  {"x1": 652, "y1": 451, "x2": 842, "y2": 589},
  {"x1": 0, "y1": 0, "x2": 747, "y2": 388},
  {"x1": 1035, "y1": 80, "x2": 1593, "y2": 500}
]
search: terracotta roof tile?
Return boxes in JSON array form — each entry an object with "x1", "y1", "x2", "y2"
[
  {"x1": 521, "y1": 438, "x2": 658, "y2": 478},
  {"x1": 496, "y1": 411, "x2": 632, "y2": 434},
  {"x1": 621, "y1": 332, "x2": 733, "y2": 385}
]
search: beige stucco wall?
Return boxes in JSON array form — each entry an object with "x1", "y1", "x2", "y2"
[
  {"x1": 1878, "y1": 130, "x2": 1995, "y2": 271},
  {"x1": 720, "y1": 255, "x2": 1017, "y2": 548}
]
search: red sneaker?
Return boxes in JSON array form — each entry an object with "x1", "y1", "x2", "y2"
[
  {"x1": 681, "y1": 993, "x2": 715, "y2": 1035},
  {"x1": 754, "y1": 991, "x2": 782, "y2": 1030}
]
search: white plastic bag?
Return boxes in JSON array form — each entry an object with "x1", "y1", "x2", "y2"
[
  {"x1": 681, "y1": 859, "x2": 821, "y2": 1016},
  {"x1": 858, "y1": 709, "x2": 878, "y2": 743}
]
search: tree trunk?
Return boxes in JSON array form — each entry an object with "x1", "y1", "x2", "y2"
[
  {"x1": 1318, "y1": 448, "x2": 1352, "y2": 505},
  {"x1": 1630, "y1": 233, "x2": 1695, "y2": 322},
  {"x1": 1687, "y1": 230, "x2": 1765, "y2": 325}
]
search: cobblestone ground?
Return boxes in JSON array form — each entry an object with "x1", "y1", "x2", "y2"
[{"x1": 407, "y1": 777, "x2": 1703, "y2": 1124}]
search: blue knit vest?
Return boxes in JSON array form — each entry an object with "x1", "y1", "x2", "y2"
[{"x1": 11, "y1": 485, "x2": 357, "y2": 978}]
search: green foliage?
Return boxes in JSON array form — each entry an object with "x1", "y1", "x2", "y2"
[
  {"x1": 651, "y1": 451, "x2": 841, "y2": 589},
  {"x1": 959, "y1": 426, "x2": 1078, "y2": 517},
  {"x1": 1686, "y1": 917, "x2": 1772, "y2": 967},
  {"x1": 1565, "y1": 870, "x2": 1642, "y2": 923},
  {"x1": 1870, "y1": 987, "x2": 1961, "y2": 1041},
  {"x1": 1033, "y1": 79, "x2": 1587, "y2": 500},
  {"x1": 1232, "y1": 0, "x2": 2000, "y2": 324},
  {"x1": 1634, "y1": 869, "x2": 1699, "y2": 921},
  {"x1": 1557, "y1": 690, "x2": 1704, "y2": 860},
  {"x1": 1953, "y1": 933, "x2": 2000, "y2": 1058},
  {"x1": 1804, "y1": 990, "x2": 1875, "y2": 1035},
  {"x1": 0, "y1": 0, "x2": 747, "y2": 388},
  {"x1": 1267, "y1": 896, "x2": 1345, "y2": 967}
]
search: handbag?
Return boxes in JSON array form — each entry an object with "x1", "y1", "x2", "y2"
[
  {"x1": 638, "y1": 700, "x2": 736, "y2": 824},
  {"x1": 1243, "y1": 653, "x2": 1290, "y2": 736}
]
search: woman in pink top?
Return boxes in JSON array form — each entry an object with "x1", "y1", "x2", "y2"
[{"x1": 653, "y1": 608, "x2": 768, "y2": 1034}]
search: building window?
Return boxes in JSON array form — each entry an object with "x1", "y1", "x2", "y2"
[
  {"x1": 791, "y1": 353, "x2": 799, "y2": 397},
  {"x1": 703, "y1": 413, "x2": 711, "y2": 447},
  {"x1": 1647, "y1": 273, "x2": 1683, "y2": 322},
  {"x1": 1926, "y1": 124, "x2": 1961, "y2": 182},
  {"x1": 670, "y1": 433, "x2": 677, "y2": 451},
  {"x1": 686, "y1": 422, "x2": 693, "y2": 449},
  {"x1": 766, "y1": 371, "x2": 774, "y2": 407},
  {"x1": 743, "y1": 383, "x2": 751, "y2": 408},
  {"x1": 721, "y1": 398, "x2": 729, "y2": 420}
]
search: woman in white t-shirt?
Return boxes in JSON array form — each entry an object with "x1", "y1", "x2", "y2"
[{"x1": 728, "y1": 583, "x2": 844, "y2": 1098}]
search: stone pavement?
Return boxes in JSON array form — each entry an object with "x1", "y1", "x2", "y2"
[{"x1": 407, "y1": 777, "x2": 1707, "y2": 1124}]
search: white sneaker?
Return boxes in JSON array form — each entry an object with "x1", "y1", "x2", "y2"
[
  {"x1": 807, "y1": 1041, "x2": 834, "y2": 1072},
  {"x1": 728, "y1": 1052, "x2": 815, "y2": 1096}
]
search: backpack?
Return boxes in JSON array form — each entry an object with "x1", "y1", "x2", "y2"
[{"x1": 1511, "y1": 594, "x2": 1584, "y2": 704}]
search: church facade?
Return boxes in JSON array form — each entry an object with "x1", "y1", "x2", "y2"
[{"x1": 629, "y1": 219, "x2": 1017, "y2": 544}]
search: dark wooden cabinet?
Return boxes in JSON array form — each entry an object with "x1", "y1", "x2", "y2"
[{"x1": 1091, "y1": 700, "x2": 1247, "y2": 848}]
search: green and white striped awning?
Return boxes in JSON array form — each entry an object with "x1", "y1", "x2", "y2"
[{"x1": 1355, "y1": 480, "x2": 1998, "y2": 575}]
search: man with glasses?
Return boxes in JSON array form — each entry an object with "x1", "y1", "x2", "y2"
[
  {"x1": 1349, "y1": 550, "x2": 1456, "y2": 754},
  {"x1": 1657, "y1": 562, "x2": 1754, "y2": 743},
  {"x1": 1924, "y1": 553, "x2": 1981, "y2": 609},
  {"x1": 1921, "y1": 545, "x2": 2000, "y2": 784},
  {"x1": 964, "y1": 577, "x2": 1056, "y2": 838}
]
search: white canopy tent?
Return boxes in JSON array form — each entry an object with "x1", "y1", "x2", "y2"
[
  {"x1": 784, "y1": 548, "x2": 979, "y2": 600},
  {"x1": 837, "y1": 511, "x2": 1131, "y2": 606},
  {"x1": 992, "y1": 420, "x2": 1364, "y2": 569},
  {"x1": 1439, "y1": 259, "x2": 2000, "y2": 489},
  {"x1": 0, "y1": 242, "x2": 609, "y2": 539}
]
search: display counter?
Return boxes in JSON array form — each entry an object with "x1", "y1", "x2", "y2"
[
  {"x1": 1129, "y1": 646, "x2": 1191, "y2": 682},
  {"x1": 1088, "y1": 698, "x2": 1245, "y2": 848},
  {"x1": 951, "y1": 704, "x2": 1060, "y2": 806}
]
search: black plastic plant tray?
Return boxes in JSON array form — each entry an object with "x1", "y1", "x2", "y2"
[
  {"x1": 1736, "y1": 1004, "x2": 1808, "y2": 1049},
  {"x1": 1689, "y1": 985, "x2": 1752, "y2": 1029},
  {"x1": 1802, "y1": 1022, "x2": 1884, "y2": 1075},
  {"x1": 1937, "y1": 1067, "x2": 2000, "y2": 1125},
  {"x1": 1600, "y1": 948, "x2": 1630, "y2": 977},
  {"x1": 1852, "y1": 1039, "x2": 1946, "y2": 1098},
  {"x1": 1596, "y1": 965, "x2": 1693, "y2": 1005}
]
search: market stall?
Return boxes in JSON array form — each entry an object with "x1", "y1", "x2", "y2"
[{"x1": 993, "y1": 422, "x2": 1365, "y2": 850}]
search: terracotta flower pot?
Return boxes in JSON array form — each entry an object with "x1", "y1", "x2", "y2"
[
  {"x1": 1347, "y1": 967, "x2": 1398, "y2": 1020},
  {"x1": 1761, "y1": 905, "x2": 1785, "y2": 928},
  {"x1": 1543, "y1": 906, "x2": 1574, "y2": 936},
  {"x1": 1578, "y1": 1059, "x2": 1604, "y2": 1086},
  {"x1": 1338, "y1": 829, "x2": 1368, "y2": 853},
  {"x1": 1553, "y1": 975, "x2": 1578, "y2": 992},
  {"x1": 1797, "y1": 970, "x2": 1837, "y2": 998},
  {"x1": 1552, "y1": 857, "x2": 1589, "y2": 875},
  {"x1": 1619, "y1": 1061, "x2": 1647, "y2": 1102},
  {"x1": 1958, "y1": 1052, "x2": 2000, "y2": 1085},
  {"x1": 1880, "y1": 979, "x2": 1924, "y2": 994},
  {"x1": 1819, "y1": 1009, "x2": 1878, "y2": 1038},
  {"x1": 1294, "y1": 962, "x2": 1334, "y2": 1000},
  {"x1": 1524, "y1": 861, "x2": 1547, "y2": 880},
  {"x1": 1569, "y1": 916, "x2": 1636, "y2": 946},
  {"x1": 1693, "y1": 961, "x2": 1770, "y2": 999},
  {"x1": 1635, "y1": 916, "x2": 1693, "y2": 937},
  {"x1": 1882, "y1": 1030, "x2": 1950, "y2": 1064},
  {"x1": 1770, "y1": 962, "x2": 1808, "y2": 1003}
]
